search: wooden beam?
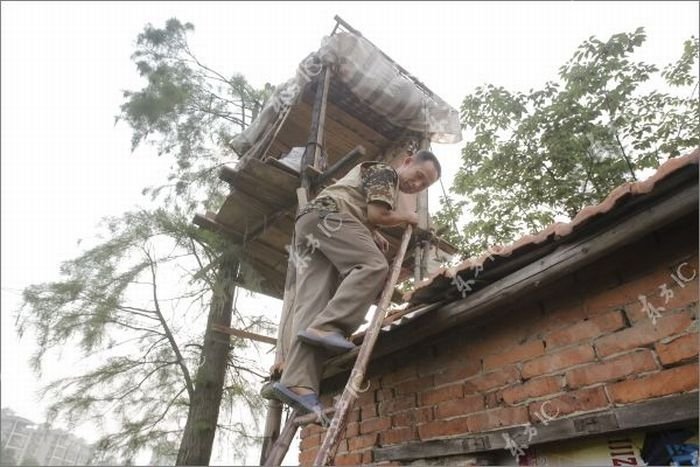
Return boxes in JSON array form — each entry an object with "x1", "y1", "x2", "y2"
[
  {"x1": 322, "y1": 183, "x2": 698, "y2": 381},
  {"x1": 312, "y1": 145, "x2": 366, "y2": 187},
  {"x1": 302, "y1": 67, "x2": 331, "y2": 192},
  {"x1": 294, "y1": 407, "x2": 336, "y2": 426},
  {"x1": 211, "y1": 324, "x2": 277, "y2": 345},
  {"x1": 373, "y1": 392, "x2": 699, "y2": 462}
]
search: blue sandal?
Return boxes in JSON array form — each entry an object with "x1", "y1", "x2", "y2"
[{"x1": 269, "y1": 382, "x2": 323, "y2": 415}]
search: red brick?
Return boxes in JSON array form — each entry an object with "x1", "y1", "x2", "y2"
[
  {"x1": 522, "y1": 344, "x2": 596, "y2": 378},
  {"x1": 347, "y1": 433, "x2": 377, "y2": 451},
  {"x1": 545, "y1": 310, "x2": 627, "y2": 349},
  {"x1": 608, "y1": 363, "x2": 699, "y2": 403},
  {"x1": 378, "y1": 395, "x2": 416, "y2": 415},
  {"x1": 360, "y1": 417, "x2": 391, "y2": 434},
  {"x1": 381, "y1": 427, "x2": 417, "y2": 445},
  {"x1": 483, "y1": 340, "x2": 545, "y2": 370},
  {"x1": 376, "y1": 387, "x2": 394, "y2": 402},
  {"x1": 585, "y1": 270, "x2": 668, "y2": 317},
  {"x1": 299, "y1": 449, "x2": 317, "y2": 465},
  {"x1": 435, "y1": 394, "x2": 485, "y2": 418},
  {"x1": 464, "y1": 366, "x2": 520, "y2": 394},
  {"x1": 434, "y1": 360, "x2": 482, "y2": 386},
  {"x1": 300, "y1": 432, "x2": 321, "y2": 450},
  {"x1": 467, "y1": 406, "x2": 529, "y2": 432},
  {"x1": 623, "y1": 258, "x2": 698, "y2": 319},
  {"x1": 304, "y1": 424, "x2": 325, "y2": 435},
  {"x1": 335, "y1": 453, "x2": 363, "y2": 466},
  {"x1": 501, "y1": 376, "x2": 563, "y2": 405},
  {"x1": 594, "y1": 312, "x2": 693, "y2": 357},
  {"x1": 417, "y1": 417, "x2": 469, "y2": 440},
  {"x1": 391, "y1": 406, "x2": 433, "y2": 427},
  {"x1": 484, "y1": 390, "x2": 504, "y2": 408},
  {"x1": 345, "y1": 422, "x2": 359, "y2": 437},
  {"x1": 356, "y1": 388, "x2": 375, "y2": 406},
  {"x1": 671, "y1": 281, "x2": 699, "y2": 309},
  {"x1": 362, "y1": 450, "x2": 374, "y2": 464},
  {"x1": 359, "y1": 403, "x2": 377, "y2": 419},
  {"x1": 381, "y1": 366, "x2": 417, "y2": 386},
  {"x1": 529, "y1": 386, "x2": 609, "y2": 420},
  {"x1": 565, "y1": 350, "x2": 658, "y2": 388},
  {"x1": 464, "y1": 315, "x2": 540, "y2": 359},
  {"x1": 420, "y1": 383, "x2": 464, "y2": 406},
  {"x1": 656, "y1": 333, "x2": 699, "y2": 366},
  {"x1": 348, "y1": 408, "x2": 360, "y2": 423},
  {"x1": 625, "y1": 294, "x2": 697, "y2": 326},
  {"x1": 394, "y1": 375, "x2": 435, "y2": 395},
  {"x1": 539, "y1": 300, "x2": 587, "y2": 334},
  {"x1": 336, "y1": 439, "x2": 348, "y2": 454}
]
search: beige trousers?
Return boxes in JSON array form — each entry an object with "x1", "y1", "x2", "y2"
[{"x1": 280, "y1": 210, "x2": 389, "y2": 393}]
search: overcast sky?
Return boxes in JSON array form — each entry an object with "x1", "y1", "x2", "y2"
[{"x1": 1, "y1": 1, "x2": 697, "y2": 465}]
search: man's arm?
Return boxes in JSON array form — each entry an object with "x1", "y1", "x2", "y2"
[
  {"x1": 362, "y1": 163, "x2": 417, "y2": 227},
  {"x1": 367, "y1": 202, "x2": 418, "y2": 227}
]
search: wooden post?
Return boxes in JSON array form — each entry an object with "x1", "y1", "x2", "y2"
[
  {"x1": 259, "y1": 65, "x2": 332, "y2": 465},
  {"x1": 302, "y1": 66, "x2": 332, "y2": 191},
  {"x1": 414, "y1": 137, "x2": 431, "y2": 283}
]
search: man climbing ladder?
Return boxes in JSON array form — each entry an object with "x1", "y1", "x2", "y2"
[{"x1": 267, "y1": 150, "x2": 441, "y2": 414}]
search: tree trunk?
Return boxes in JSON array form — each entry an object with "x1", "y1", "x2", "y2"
[{"x1": 176, "y1": 254, "x2": 239, "y2": 465}]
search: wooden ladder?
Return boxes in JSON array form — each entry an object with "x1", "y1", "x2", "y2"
[{"x1": 263, "y1": 225, "x2": 414, "y2": 466}]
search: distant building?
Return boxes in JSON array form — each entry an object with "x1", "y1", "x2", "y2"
[{"x1": 1, "y1": 408, "x2": 94, "y2": 466}]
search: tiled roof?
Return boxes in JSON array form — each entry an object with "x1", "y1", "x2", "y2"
[{"x1": 403, "y1": 148, "x2": 700, "y2": 306}]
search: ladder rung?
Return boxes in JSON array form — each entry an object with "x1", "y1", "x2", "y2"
[{"x1": 294, "y1": 407, "x2": 336, "y2": 426}]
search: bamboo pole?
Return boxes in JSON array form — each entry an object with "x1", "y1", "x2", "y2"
[
  {"x1": 314, "y1": 225, "x2": 414, "y2": 466},
  {"x1": 414, "y1": 137, "x2": 431, "y2": 283}
]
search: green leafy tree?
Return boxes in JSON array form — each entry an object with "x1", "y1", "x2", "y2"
[
  {"x1": 435, "y1": 28, "x2": 699, "y2": 258},
  {"x1": 18, "y1": 18, "x2": 275, "y2": 465}
]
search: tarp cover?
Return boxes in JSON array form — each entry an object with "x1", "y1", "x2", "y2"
[{"x1": 231, "y1": 32, "x2": 462, "y2": 157}]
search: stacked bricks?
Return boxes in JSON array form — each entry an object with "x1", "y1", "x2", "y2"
[{"x1": 298, "y1": 221, "x2": 698, "y2": 465}]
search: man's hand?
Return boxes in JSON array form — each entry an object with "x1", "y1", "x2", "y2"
[
  {"x1": 373, "y1": 231, "x2": 390, "y2": 253},
  {"x1": 368, "y1": 202, "x2": 420, "y2": 227},
  {"x1": 404, "y1": 212, "x2": 419, "y2": 226}
]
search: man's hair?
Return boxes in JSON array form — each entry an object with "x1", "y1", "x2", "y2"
[{"x1": 414, "y1": 150, "x2": 441, "y2": 179}]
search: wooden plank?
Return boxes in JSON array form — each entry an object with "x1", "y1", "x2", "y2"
[
  {"x1": 220, "y1": 159, "x2": 299, "y2": 208},
  {"x1": 211, "y1": 324, "x2": 277, "y2": 345},
  {"x1": 322, "y1": 183, "x2": 698, "y2": 381},
  {"x1": 313, "y1": 145, "x2": 366, "y2": 187},
  {"x1": 373, "y1": 392, "x2": 699, "y2": 462}
]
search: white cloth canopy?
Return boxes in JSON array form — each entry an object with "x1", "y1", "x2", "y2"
[{"x1": 231, "y1": 32, "x2": 462, "y2": 157}]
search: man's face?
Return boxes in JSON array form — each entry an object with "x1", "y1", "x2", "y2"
[{"x1": 397, "y1": 157, "x2": 439, "y2": 194}]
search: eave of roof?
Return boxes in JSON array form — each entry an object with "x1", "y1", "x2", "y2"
[{"x1": 406, "y1": 148, "x2": 700, "y2": 305}]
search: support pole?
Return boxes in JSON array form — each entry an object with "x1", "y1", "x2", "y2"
[
  {"x1": 414, "y1": 137, "x2": 431, "y2": 283},
  {"x1": 259, "y1": 64, "x2": 332, "y2": 465}
]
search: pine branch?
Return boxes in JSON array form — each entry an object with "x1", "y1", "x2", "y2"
[{"x1": 144, "y1": 247, "x2": 195, "y2": 400}]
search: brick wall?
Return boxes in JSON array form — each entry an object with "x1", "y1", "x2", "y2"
[{"x1": 299, "y1": 215, "x2": 698, "y2": 465}]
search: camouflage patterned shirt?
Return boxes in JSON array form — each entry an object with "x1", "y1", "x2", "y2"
[{"x1": 299, "y1": 162, "x2": 398, "y2": 217}]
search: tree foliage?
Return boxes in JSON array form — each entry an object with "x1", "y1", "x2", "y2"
[
  {"x1": 18, "y1": 18, "x2": 276, "y2": 463},
  {"x1": 117, "y1": 18, "x2": 273, "y2": 211},
  {"x1": 18, "y1": 209, "x2": 272, "y2": 462},
  {"x1": 435, "y1": 28, "x2": 699, "y2": 258}
]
